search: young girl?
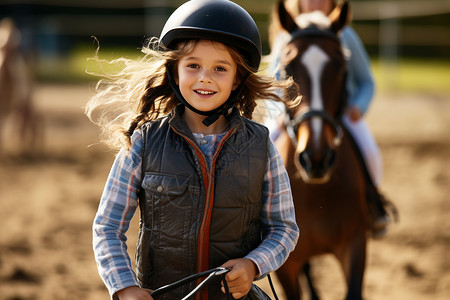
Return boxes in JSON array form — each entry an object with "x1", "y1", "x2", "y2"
[{"x1": 87, "y1": 1, "x2": 300, "y2": 299}]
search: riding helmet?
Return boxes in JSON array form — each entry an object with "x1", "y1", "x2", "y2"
[{"x1": 159, "y1": 0, "x2": 262, "y2": 70}]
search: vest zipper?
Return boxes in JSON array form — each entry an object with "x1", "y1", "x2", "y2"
[
  {"x1": 197, "y1": 126, "x2": 237, "y2": 269},
  {"x1": 171, "y1": 124, "x2": 238, "y2": 299}
]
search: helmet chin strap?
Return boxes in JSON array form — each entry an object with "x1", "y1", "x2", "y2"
[{"x1": 166, "y1": 66, "x2": 247, "y2": 127}]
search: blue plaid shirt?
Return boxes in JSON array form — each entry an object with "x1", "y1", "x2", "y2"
[{"x1": 93, "y1": 127, "x2": 299, "y2": 297}]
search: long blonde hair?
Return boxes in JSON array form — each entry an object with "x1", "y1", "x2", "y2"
[{"x1": 85, "y1": 38, "x2": 300, "y2": 150}]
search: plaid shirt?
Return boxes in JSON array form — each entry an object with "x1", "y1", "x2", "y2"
[{"x1": 93, "y1": 127, "x2": 299, "y2": 297}]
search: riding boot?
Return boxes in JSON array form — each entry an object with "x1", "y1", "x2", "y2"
[{"x1": 366, "y1": 183, "x2": 398, "y2": 239}]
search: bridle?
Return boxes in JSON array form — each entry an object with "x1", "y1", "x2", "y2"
[
  {"x1": 285, "y1": 108, "x2": 343, "y2": 148},
  {"x1": 282, "y1": 25, "x2": 347, "y2": 150}
]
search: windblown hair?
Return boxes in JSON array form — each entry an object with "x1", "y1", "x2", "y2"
[{"x1": 85, "y1": 38, "x2": 300, "y2": 150}]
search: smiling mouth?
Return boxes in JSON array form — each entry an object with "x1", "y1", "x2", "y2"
[{"x1": 195, "y1": 90, "x2": 216, "y2": 95}]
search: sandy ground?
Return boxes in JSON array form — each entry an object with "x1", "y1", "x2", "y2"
[{"x1": 0, "y1": 84, "x2": 449, "y2": 300}]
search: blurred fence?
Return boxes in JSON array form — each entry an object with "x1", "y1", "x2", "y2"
[{"x1": 0, "y1": 0, "x2": 449, "y2": 81}]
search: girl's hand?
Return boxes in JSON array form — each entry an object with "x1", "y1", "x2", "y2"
[
  {"x1": 347, "y1": 106, "x2": 363, "y2": 122},
  {"x1": 221, "y1": 258, "x2": 258, "y2": 299},
  {"x1": 116, "y1": 286, "x2": 154, "y2": 300}
]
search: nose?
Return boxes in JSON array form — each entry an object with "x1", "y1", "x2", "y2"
[
  {"x1": 199, "y1": 69, "x2": 212, "y2": 83},
  {"x1": 298, "y1": 148, "x2": 336, "y2": 180}
]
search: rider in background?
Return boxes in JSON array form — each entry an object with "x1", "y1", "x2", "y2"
[
  {"x1": 87, "y1": 0, "x2": 300, "y2": 299},
  {"x1": 267, "y1": 0, "x2": 391, "y2": 238}
]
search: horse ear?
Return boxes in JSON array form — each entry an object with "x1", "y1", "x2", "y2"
[
  {"x1": 277, "y1": 0, "x2": 298, "y2": 33},
  {"x1": 329, "y1": 0, "x2": 350, "y2": 33}
]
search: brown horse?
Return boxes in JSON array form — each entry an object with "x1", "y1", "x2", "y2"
[
  {"x1": 0, "y1": 18, "x2": 40, "y2": 155},
  {"x1": 268, "y1": 1, "x2": 369, "y2": 299}
]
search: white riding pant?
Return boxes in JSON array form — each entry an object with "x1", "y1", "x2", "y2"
[{"x1": 342, "y1": 115, "x2": 383, "y2": 187}]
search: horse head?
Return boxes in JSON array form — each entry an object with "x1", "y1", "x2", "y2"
[{"x1": 276, "y1": 0, "x2": 349, "y2": 183}]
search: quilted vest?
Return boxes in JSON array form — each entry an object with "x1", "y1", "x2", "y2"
[{"x1": 135, "y1": 106, "x2": 269, "y2": 299}]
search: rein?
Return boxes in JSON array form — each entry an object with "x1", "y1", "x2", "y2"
[
  {"x1": 150, "y1": 267, "x2": 231, "y2": 300},
  {"x1": 150, "y1": 267, "x2": 279, "y2": 300}
]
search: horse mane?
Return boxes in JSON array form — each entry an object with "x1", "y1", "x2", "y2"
[
  {"x1": 295, "y1": 11, "x2": 331, "y2": 30},
  {"x1": 268, "y1": 0, "x2": 349, "y2": 50}
]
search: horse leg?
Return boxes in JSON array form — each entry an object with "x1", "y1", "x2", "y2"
[
  {"x1": 302, "y1": 261, "x2": 320, "y2": 300},
  {"x1": 275, "y1": 260, "x2": 303, "y2": 299},
  {"x1": 336, "y1": 233, "x2": 367, "y2": 300}
]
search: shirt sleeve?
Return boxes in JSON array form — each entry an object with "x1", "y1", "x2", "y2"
[
  {"x1": 245, "y1": 139, "x2": 299, "y2": 277},
  {"x1": 342, "y1": 26, "x2": 375, "y2": 115},
  {"x1": 92, "y1": 130, "x2": 143, "y2": 298}
]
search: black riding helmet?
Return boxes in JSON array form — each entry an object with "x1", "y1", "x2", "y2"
[
  {"x1": 159, "y1": 0, "x2": 262, "y2": 126},
  {"x1": 160, "y1": 0, "x2": 262, "y2": 70}
]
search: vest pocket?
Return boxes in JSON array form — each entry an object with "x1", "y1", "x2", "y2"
[
  {"x1": 142, "y1": 172, "x2": 191, "y2": 204},
  {"x1": 141, "y1": 172, "x2": 195, "y2": 233}
]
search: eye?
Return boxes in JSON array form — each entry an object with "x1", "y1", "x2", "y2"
[
  {"x1": 187, "y1": 64, "x2": 200, "y2": 69},
  {"x1": 215, "y1": 66, "x2": 227, "y2": 72}
]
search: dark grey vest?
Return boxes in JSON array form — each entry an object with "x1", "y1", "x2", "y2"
[{"x1": 136, "y1": 106, "x2": 269, "y2": 299}]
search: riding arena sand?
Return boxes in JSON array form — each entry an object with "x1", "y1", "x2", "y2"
[{"x1": 0, "y1": 84, "x2": 448, "y2": 300}]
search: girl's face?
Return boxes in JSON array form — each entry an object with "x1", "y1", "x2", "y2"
[{"x1": 177, "y1": 40, "x2": 239, "y2": 113}]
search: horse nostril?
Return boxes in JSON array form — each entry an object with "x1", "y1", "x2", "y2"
[
  {"x1": 299, "y1": 151, "x2": 312, "y2": 171},
  {"x1": 324, "y1": 149, "x2": 336, "y2": 170}
]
